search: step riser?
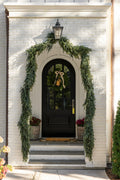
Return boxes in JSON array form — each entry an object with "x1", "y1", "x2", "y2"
[
  {"x1": 29, "y1": 151, "x2": 84, "y2": 155},
  {"x1": 26, "y1": 164, "x2": 86, "y2": 169},
  {"x1": 29, "y1": 142, "x2": 85, "y2": 167},
  {"x1": 30, "y1": 145, "x2": 84, "y2": 151},
  {"x1": 29, "y1": 155, "x2": 85, "y2": 160}
]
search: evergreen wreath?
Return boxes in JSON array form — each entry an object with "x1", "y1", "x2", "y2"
[
  {"x1": 18, "y1": 32, "x2": 95, "y2": 161},
  {"x1": 47, "y1": 68, "x2": 69, "y2": 91}
]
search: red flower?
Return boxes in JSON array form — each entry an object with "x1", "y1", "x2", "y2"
[
  {"x1": 76, "y1": 118, "x2": 84, "y2": 127},
  {"x1": 30, "y1": 117, "x2": 41, "y2": 126}
]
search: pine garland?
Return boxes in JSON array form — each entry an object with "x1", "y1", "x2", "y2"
[
  {"x1": 112, "y1": 101, "x2": 120, "y2": 178},
  {"x1": 18, "y1": 32, "x2": 95, "y2": 161},
  {"x1": 18, "y1": 49, "x2": 37, "y2": 161},
  {"x1": 80, "y1": 53, "x2": 95, "y2": 160}
]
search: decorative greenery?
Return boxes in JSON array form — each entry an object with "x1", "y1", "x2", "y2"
[
  {"x1": 47, "y1": 69, "x2": 69, "y2": 91},
  {"x1": 18, "y1": 32, "x2": 95, "y2": 161},
  {"x1": 80, "y1": 52, "x2": 95, "y2": 161},
  {"x1": 112, "y1": 101, "x2": 120, "y2": 178}
]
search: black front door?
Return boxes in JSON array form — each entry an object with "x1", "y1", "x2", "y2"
[{"x1": 42, "y1": 59, "x2": 75, "y2": 137}]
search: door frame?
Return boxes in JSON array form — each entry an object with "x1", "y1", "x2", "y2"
[{"x1": 31, "y1": 46, "x2": 85, "y2": 138}]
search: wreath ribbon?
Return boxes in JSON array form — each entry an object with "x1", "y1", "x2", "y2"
[{"x1": 54, "y1": 71, "x2": 66, "y2": 89}]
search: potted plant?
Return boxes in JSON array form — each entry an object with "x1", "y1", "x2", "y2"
[
  {"x1": 76, "y1": 118, "x2": 85, "y2": 141},
  {"x1": 0, "y1": 136, "x2": 13, "y2": 180},
  {"x1": 30, "y1": 117, "x2": 41, "y2": 140}
]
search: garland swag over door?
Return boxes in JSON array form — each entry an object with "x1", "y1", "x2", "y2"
[{"x1": 18, "y1": 33, "x2": 95, "y2": 161}]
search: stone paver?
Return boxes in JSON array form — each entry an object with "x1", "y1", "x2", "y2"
[
  {"x1": 57, "y1": 170, "x2": 109, "y2": 180},
  {"x1": 34, "y1": 170, "x2": 59, "y2": 180},
  {"x1": 5, "y1": 169, "x2": 109, "y2": 180},
  {"x1": 4, "y1": 169, "x2": 35, "y2": 180}
]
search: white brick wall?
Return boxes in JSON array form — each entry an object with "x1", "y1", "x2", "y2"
[
  {"x1": 0, "y1": 0, "x2": 113, "y2": 168},
  {"x1": 0, "y1": 0, "x2": 6, "y2": 145},
  {"x1": 114, "y1": 1, "x2": 120, "y2": 115},
  {"x1": 7, "y1": 15, "x2": 108, "y2": 167}
]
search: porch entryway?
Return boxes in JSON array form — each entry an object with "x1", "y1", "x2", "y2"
[
  {"x1": 29, "y1": 140, "x2": 85, "y2": 169},
  {"x1": 42, "y1": 59, "x2": 75, "y2": 137},
  {"x1": 28, "y1": 57, "x2": 86, "y2": 168}
]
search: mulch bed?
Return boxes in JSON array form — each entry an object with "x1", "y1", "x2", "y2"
[{"x1": 105, "y1": 168, "x2": 120, "y2": 180}]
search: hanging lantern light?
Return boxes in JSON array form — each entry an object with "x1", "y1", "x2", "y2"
[{"x1": 53, "y1": 19, "x2": 63, "y2": 40}]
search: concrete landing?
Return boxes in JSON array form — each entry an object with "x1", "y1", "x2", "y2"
[{"x1": 5, "y1": 169, "x2": 109, "y2": 180}]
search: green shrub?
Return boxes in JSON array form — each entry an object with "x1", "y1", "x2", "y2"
[{"x1": 112, "y1": 100, "x2": 120, "y2": 178}]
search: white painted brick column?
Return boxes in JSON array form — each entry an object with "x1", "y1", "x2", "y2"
[
  {"x1": 113, "y1": 1, "x2": 120, "y2": 114},
  {"x1": 0, "y1": 0, "x2": 6, "y2": 145}
]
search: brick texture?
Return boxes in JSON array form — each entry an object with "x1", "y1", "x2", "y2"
[
  {"x1": 8, "y1": 16, "x2": 107, "y2": 167},
  {"x1": 0, "y1": 1, "x2": 6, "y2": 145},
  {"x1": 114, "y1": 1, "x2": 120, "y2": 115}
]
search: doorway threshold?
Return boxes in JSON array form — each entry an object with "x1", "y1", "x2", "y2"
[
  {"x1": 30, "y1": 139, "x2": 83, "y2": 145},
  {"x1": 41, "y1": 138, "x2": 75, "y2": 142}
]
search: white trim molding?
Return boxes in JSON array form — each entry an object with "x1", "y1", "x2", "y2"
[{"x1": 4, "y1": 3, "x2": 111, "y2": 18}]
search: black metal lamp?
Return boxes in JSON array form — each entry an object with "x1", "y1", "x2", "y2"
[{"x1": 53, "y1": 19, "x2": 63, "y2": 40}]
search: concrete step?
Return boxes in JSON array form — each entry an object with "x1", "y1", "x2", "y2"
[
  {"x1": 30, "y1": 145, "x2": 84, "y2": 151},
  {"x1": 28, "y1": 160, "x2": 86, "y2": 169},
  {"x1": 29, "y1": 141, "x2": 85, "y2": 168},
  {"x1": 29, "y1": 154, "x2": 85, "y2": 160},
  {"x1": 29, "y1": 159, "x2": 85, "y2": 165},
  {"x1": 30, "y1": 140, "x2": 83, "y2": 145},
  {"x1": 30, "y1": 142, "x2": 84, "y2": 152},
  {"x1": 29, "y1": 151, "x2": 84, "y2": 155}
]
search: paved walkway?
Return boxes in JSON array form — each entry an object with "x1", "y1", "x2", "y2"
[{"x1": 5, "y1": 169, "x2": 109, "y2": 180}]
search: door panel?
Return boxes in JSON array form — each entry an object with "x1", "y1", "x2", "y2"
[{"x1": 42, "y1": 59, "x2": 75, "y2": 137}]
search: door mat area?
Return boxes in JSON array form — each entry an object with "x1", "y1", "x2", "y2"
[
  {"x1": 30, "y1": 138, "x2": 83, "y2": 145},
  {"x1": 40, "y1": 138, "x2": 79, "y2": 142}
]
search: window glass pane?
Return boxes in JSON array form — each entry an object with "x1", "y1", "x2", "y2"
[
  {"x1": 48, "y1": 65, "x2": 54, "y2": 74},
  {"x1": 64, "y1": 91, "x2": 71, "y2": 110},
  {"x1": 47, "y1": 65, "x2": 55, "y2": 86},
  {"x1": 47, "y1": 63, "x2": 72, "y2": 111},
  {"x1": 55, "y1": 64, "x2": 62, "y2": 71},
  {"x1": 64, "y1": 65, "x2": 69, "y2": 73},
  {"x1": 47, "y1": 87, "x2": 54, "y2": 110}
]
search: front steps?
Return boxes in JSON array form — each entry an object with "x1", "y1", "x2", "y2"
[{"x1": 29, "y1": 140, "x2": 86, "y2": 169}]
